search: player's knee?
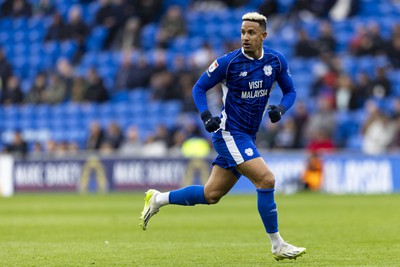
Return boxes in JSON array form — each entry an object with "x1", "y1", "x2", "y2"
[
  {"x1": 204, "y1": 190, "x2": 223, "y2": 204},
  {"x1": 257, "y1": 171, "x2": 275, "y2": 188}
]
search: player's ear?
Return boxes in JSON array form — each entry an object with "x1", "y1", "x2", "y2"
[{"x1": 262, "y1": 31, "x2": 267, "y2": 40}]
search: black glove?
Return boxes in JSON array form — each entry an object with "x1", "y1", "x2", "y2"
[
  {"x1": 201, "y1": 110, "x2": 221, "y2": 132},
  {"x1": 268, "y1": 105, "x2": 285, "y2": 123}
]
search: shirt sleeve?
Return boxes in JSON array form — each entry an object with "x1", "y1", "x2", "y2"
[
  {"x1": 276, "y1": 53, "x2": 296, "y2": 112},
  {"x1": 192, "y1": 56, "x2": 228, "y2": 113}
]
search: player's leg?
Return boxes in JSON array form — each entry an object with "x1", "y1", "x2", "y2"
[
  {"x1": 236, "y1": 157, "x2": 306, "y2": 261},
  {"x1": 164, "y1": 164, "x2": 237, "y2": 206},
  {"x1": 140, "y1": 165, "x2": 238, "y2": 230}
]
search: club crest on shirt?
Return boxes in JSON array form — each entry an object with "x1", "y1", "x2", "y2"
[
  {"x1": 263, "y1": 65, "x2": 272, "y2": 76},
  {"x1": 244, "y1": 148, "x2": 254, "y2": 156}
]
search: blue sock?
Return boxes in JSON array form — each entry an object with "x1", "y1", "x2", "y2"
[
  {"x1": 169, "y1": 185, "x2": 208, "y2": 206},
  {"x1": 257, "y1": 188, "x2": 278, "y2": 233}
]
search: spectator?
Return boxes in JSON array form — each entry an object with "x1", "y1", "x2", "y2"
[
  {"x1": 99, "y1": 141, "x2": 115, "y2": 155},
  {"x1": 349, "y1": 25, "x2": 374, "y2": 56},
  {"x1": 1, "y1": 76, "x2": 24, "y2": 105},
  {"x1": 70, "y1": 76, "x2": 87, "y2": 103},
  {"x1": 44, "y1": 139, "x2": 58, "y2": 156},
  {"x1": 334, "y1": 73, "x2": 360, "y2": 111},
  {"x1": 256, "y1": 120, "x2": 279, "y2": 149},
  {"x1": 83, "y1": 68, "x2": 109, "y2": 103},
  {"x1": 0, "y1": 0, "x2": 13, "y2": 17},
  {"x1": 156, "y1": 5, "x2": 186, "y2": 48},
  {"x1": 386, "y1": 35, "x2": 400, "y2": 69},
  {"x1": 258, "y1": 0, "x2": 281, "y2": 33},
  {"x1": 391, "y1": 98, "x2": 400, "y2": 119},
  {"x1": 258, "y1": 0, "x2": 278, "y2": 18},
  {"x1": 171, "y1": 54, "x2": 190, "y2": 76},
  {"x1": 25, "y1": 73, "x2": 47, "y2": 104},
  {"x1": 0, "y1": 48, "x2": 12, "y2": 91},
  {"x1": 306, "y1": 128, "x2": 335, "y2": 153},
  {"x1": 294, "y1": 29, "x2": 319, "y2": 58},
  {"x1": 115, "y1": 52, "x2": 153, "y2": 90},
  {"x1": 129, "y1": 55, "x2": 153, "y2": 89},
  {"x1": 168, "y1": 130, "x2": 187, "y2": 157},
  {"x1": 142, "y1": 124, "x2": 169, "y2": 157},
  {"x1": 352, "y1": 71, "x2": 370, "y2": 108},
  {"x1": 55, "y1": 58, "x2": 74, "y2": 99},
  {"x1": 150, "y1": 70, "x2": 179, "y2": 100},
  {"x1": 115, "y1": 52, "x2": 133, "y2": 90},
  {"x1": 66, "y1": 5, "x2": 90, "y2": 42},
  {"x1": 361, "y1": 100, "x2": 396, "y2": 154},
  {"x1": 274, "y1": 118, "x2": 297, "y2": 149},
  {"x1": 4, "y1": 131, "x2": 28, "y2": 157},
  {"x1": 191, "y1": 43, "x2": 216, "y2": 70},
  {"x1": 55, "y1": 141, "x2": 69, "y2": 157},
  {"x1": 149, "y1": 52, "x2": 178, "y2": 99},
  {"x1": 68, "y1": 142, "x2": 80, "y2": 155},
  {"x1": 118, "y1": 17, "x2": 141, "y2": 50},
  {"x1": 292, "y1": 101, "x2": 309, "y2": 148},
  {"x1": 104, "y1": 122, "x2": 124, "y2": 149},
  {"x1": 316, "y1": 21, "x2": 337, "y2": 55},
  {"x1": 32, "y1": 142, "x2": 44, "y2": 156},
  {"x1": 11, "y1": 0, "x2": 32, "y2": 17},
  {"x1": 135, "y1": 0, "x2": 163, "y2": 26},
  {"x1": 119, "y1": 126, "x2": 142, "y2": 155},
  {"x1": 45, "y1": 73, "x2": 67, "y2": 104},
  {"x1": 368, "y1": 67, "x2": 392, "y2": 99},
  {"x1": 310, "y1": 54, "x2": 340, "y2": 98},
  {"x1": 179, "y1": 74, "x2": 198, "y2": 113},
  {"x1": 368, "y1": 22, "x2": 386, "y2": 55},
  {"x1": 142, "y1": 135, "x2": 168, "y2": 157},
  {"x1": 65, "y1": 5, "x2": 90, "y2": 64},
  {"x1": 95, "y1": 0, "x2": 124, "y2": 49},
  {"x1": 306, "y1": 0, "x2": 337, "y2": 18},
  {"x1": 85, "y1": 121, "x2": 105, "y2": 151},
  {"x1": 45, "y1": 12, "x2": 68, "y2": 42},
  {"x1": 33, "y1": 0, "x2": 55, "y2": 16},
  {"x1": 392, "y1": 116, "x2": 400, "y2": 150},
  {"x1": 305, "y1": 96, "x2": 336, "y2": 145}
]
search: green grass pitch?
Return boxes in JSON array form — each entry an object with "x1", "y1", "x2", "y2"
[{"x1": 1, "y1": 193, "x2": 399, "y2": 266}]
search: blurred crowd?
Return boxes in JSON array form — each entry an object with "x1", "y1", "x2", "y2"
[
  {"x1": 1, "y1": 0, "x2": 400, "y2": 157},
  {"x1": 2, "y1": 118, "x2": 213, "y2": 159}
]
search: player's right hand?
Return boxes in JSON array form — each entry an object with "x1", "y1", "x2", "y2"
[
  {"x1": 268, "y1": 105, "x2": 285, "y2": 123},
  {"x1": 200, "y1": 110, "x2": 221, "y2": 133}
]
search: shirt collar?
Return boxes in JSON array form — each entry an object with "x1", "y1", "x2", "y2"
[{"x1": 241, "y1": 47, "x2": 264, "y2": 60}]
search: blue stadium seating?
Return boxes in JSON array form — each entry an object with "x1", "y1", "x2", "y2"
[{"x1": 1, "y1": 0, "x2": 400, "y2": 151}]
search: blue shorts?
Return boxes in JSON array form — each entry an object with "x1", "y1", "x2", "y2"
[{"x1": 212, "y1": 130, "x2": 261, "y2": 178}]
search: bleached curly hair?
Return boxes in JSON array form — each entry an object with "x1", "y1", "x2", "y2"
[{"x1": 242, "y1": 12, "x2": 267, "y2": 30}]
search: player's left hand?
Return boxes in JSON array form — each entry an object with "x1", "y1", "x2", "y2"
[{"x1": 268, "y1": 105, "x2": 285, "y2": 123}]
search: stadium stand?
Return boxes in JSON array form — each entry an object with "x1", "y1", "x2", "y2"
[{"x1": 0, "y1": 0, "x2": 400, "y2": 155}]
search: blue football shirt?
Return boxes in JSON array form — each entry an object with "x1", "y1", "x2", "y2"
[{"x1": 193, "y1": 47, "x2": 296, "y2": 136}]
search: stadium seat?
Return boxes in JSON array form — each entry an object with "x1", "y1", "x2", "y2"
[
  {"x1": 140, "y1": 23, "x2": 158, "y2": 50},
  {"x1": 86, "y1": 26, "x2": 107, "y2": 51},
  {"x1": 111, "y1": 91, "x2": 130, "y2": 103},
  {"x1": 12, "y1": 18, "x2": 28, "y2": 31},
  {"x1": 129, "y1": 89, "x2": 150, "y2": 103}
]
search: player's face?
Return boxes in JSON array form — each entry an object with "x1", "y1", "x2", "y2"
[{"x1": 241, "y1": 21, "x2": 267, "y2": 57}]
